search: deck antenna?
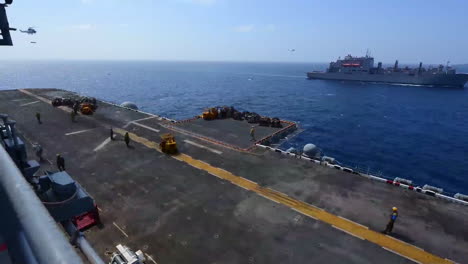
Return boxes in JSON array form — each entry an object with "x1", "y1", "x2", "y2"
[{"x1": 366, "y1": 49, "x2": 370, "y2": 57}]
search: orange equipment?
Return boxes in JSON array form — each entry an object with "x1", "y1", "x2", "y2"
[
  {"x1": 160, "y1": 133, "x2": 178, "y2": 154},
  {"x1": 202, "y1": 107, "x2": 218, "y2": 120},
  {"x1": 80, "y1": 103, "x2": 94, "y2": 115}
]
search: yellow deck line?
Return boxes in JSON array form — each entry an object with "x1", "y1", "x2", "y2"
[
  {"x1": 113, "y1": 128, "x2": 452, "y2": 264},
  {"x1": 15, "y1": 89, "x2": 455, "y2": 263}
]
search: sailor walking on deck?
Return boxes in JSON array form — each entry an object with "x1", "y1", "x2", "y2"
[
  {"x1": 71, "y1": 111, "x2": 76, "y2": 122},
  {"x1": 124, "y1": 132, "x2": 130, "y2": 147},
  {"x1": 35, "y1": 112, "x2": 42, "y2": 124},
  {"x1": 250, "y1": 126, "x2": 256, "y2": 141},
  {"x1": 33, "y1": 143, "x2": 43, "y2": 162},
  {"x1": 56, "y1": 154, "x2": 65, "y2": 171},
  {"x1": 110, "y1": 127, "x2": 114, "y2": 140},
  {"x1": 384, "y1": 207, "x2": 398, "y2": 234},
  {"x1": 73, "y1": 101, "x2": 79, "y2": 114}
]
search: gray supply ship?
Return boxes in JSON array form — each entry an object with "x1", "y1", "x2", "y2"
[{"x1": 307, "y1": 54, "x2": 468, "y2": 87}]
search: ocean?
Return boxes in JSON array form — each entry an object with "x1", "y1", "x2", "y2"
[{"x1": 1, "y1": 60, "x2": 467, "y2": 194}]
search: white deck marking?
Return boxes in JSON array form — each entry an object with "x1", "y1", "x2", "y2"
[
  {"x1": 123, "y1": 116, "x2": 157, "y2": 128},
  {"x1": 257, "y1": 193, "x2": 279, "y2": 203},
  {"x1": 183, "y1": 139, "x2": 222, "y2": 155},
  {"x1": 385, "y1": 235, "x2": 424, "y2": 251},
  {"x1": 65, "y1": 128, "x2": 94, "y2": 136},
  {"x1": 12, "y1": 98, "x2": 30, "y2": 102},
  {"x1": 20, "y1": 101, "x2": 40, "y2": 107},
  {"x1": 207, "y1": 172, "x2": 222, "y2": 179},
  {"x1": 132, "y1": 122, "x2": 160, "y2": 133},
  {"x1": 145, "y1": 253, "x2": 158, "y2": 264},
  {"x1": 112, "y1": 222, "x2": 129, "y2": 238},
  {"x1": 241, "y1": 177, "x2": 258, "y2": 185},
  {"x1": 18, "y1": 89, "x2": 72, "y2": 113},
  {"x1": 238, "y1": 185, "x2": 249, "y2": 191},
  {"x1": 131, "y1": 116, "x2": 158, "y2": 123},
  {"x1": 18, "y1": 90, "x2": 51, "y2": 104},
  {"x1": 382, "y1": 247, "x2": 422, "y2": 264},
  {"x1": 93, "y1": 138, "x2": 112, "y2": 152},
  {"x1": 332, "y1": 225, "x2": 365, "y2": 240}
]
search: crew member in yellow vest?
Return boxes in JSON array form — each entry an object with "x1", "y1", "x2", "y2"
[
  {"x1": 250, "y1": 126, "x2": 256, "y2": 141},
  {"x1": 384, "y1": 207, "x2": 398, "y2": 234}
]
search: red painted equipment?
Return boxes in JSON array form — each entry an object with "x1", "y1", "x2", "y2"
[{"x1": 72, "y1": 205, "x2": 101, "y2": 231}]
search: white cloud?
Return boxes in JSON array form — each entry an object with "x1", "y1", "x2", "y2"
[
  {"x1": 266, "y1": 24, "x2": 276, "y2": 32},
  {"x1": 233, "y1": 24, "x2": 254, "y2": 33}
]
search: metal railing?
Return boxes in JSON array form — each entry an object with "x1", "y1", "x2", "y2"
[{"x1": 0, "y1": 146, "x2": 84, "y2": 264}]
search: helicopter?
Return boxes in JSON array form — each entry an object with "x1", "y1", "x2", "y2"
[
  {"x1": 20, "y1": 27, "x2": 36, "y2": 35},
  {"x1": 288, "y1": 49, "x2": 296, "y2": 52}
]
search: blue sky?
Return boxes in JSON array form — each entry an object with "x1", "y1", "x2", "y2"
[{"x1": 3, "y1": 0, "x2": 468, "y2": 63}]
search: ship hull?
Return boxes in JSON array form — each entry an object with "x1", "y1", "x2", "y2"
[{"x1": 307, "y1": 72, "x2": 468, "y2": 88}]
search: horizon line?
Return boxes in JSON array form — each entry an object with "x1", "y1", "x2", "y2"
[{"x1": 1, "y1": 58, "x2": 467, "y2": 66}]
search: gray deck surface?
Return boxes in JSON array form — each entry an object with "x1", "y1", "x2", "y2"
[
  {"x1": 170, "y1": 118, "x2": 286, "y2": 149},
  {"x1": 0, "y1": 88, "x2": 467, "y2": 264}
]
